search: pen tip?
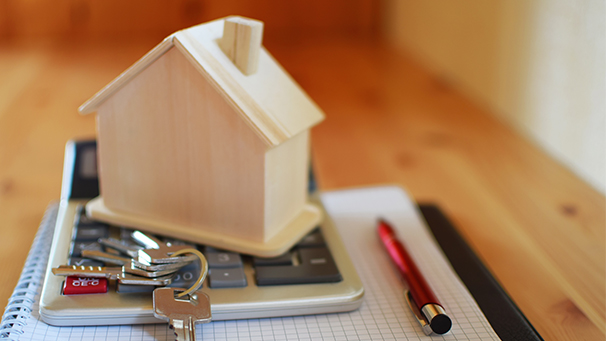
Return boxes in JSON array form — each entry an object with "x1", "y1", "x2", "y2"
[{"x1": 429, "y1": 314, "x2": 452, "y2": 335}]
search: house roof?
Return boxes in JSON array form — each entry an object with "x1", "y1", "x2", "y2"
[{"x1": 79, "y1": 17, "x2": 325, "y2": 147}]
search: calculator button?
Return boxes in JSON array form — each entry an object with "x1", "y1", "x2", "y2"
[
  {"x1": 63, "y1": 276, "x2": 108, "y2": 295},
  {"x1": 209, "y1": 268, "x2": 247, "y2": 288},
  {"x1": 116, "y1": 283, "x2": 155, "y2": 294},
  {"x1": 253, "y1": 252, "x2": 293, "y2": 266},
  {"x1": 205, "y1": 250, "x2": 242, "y2": 269},
  {"x1": 296, "y1": 229, "x2": 325, "y2": 248},
  {"x1": 169, "y1": 261, "x2": 201, "y2": 289},
  {"x1": 299, "y1": 248, "x2": 334, "y2": 265},
  {"x1": 254, "y1": 247, "x2": 342, "y2": 286}
]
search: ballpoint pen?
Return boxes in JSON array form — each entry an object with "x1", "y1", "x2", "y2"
[{"x1": 377, "y1": 219, "x2": 452, "y2": 335}]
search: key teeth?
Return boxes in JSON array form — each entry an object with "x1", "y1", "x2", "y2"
[{"x1": 168, "y1": 324, "x2": 179, "y2": 341}]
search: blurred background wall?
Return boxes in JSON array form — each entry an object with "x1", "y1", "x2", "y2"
[
  {"x1": 1, "y1": 0, "x2": 603, "y2": 193},
  {"x1": 0, "y1": 0, "x2": 381, "y2": 43},
  {"x1": 384, "y1": 0, "x2": 605, "y2": 193}
]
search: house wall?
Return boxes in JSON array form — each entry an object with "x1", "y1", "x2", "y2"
[
  {"x1": 383, "y1": 0, "x2": 605, "y2": 194},
  {"x1": 97, "y1": 46, "x2": 269, "y2": 241},
  {"x1": 264, "y1": 130, "x2": 309, "y2": 241}
]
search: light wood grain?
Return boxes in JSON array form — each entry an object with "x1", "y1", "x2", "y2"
[
  {"x1": 0, "y1": 39, "x2": 603, "y2": 340},
  {"x1": 96, "y1": 46, "x2": 266, "y2": 241},
  {"x1": 264, "y1": 130, "x2": 310, "y2": 240},
  {"x1": 219, "y1": 16, "x2": 264, "y2": 75},
  {"x1": 279, "y1": 41, "x2": 605, "y2": 340},
  {"x1": 88, "y1": 43, "x2": 320, "y2": 255},
  {"x1": 175, "y1": 19, "x2": 327, "y2": 146},
  {"x1": 80, "y1": 18, "x2": 324, "y2": 254}
]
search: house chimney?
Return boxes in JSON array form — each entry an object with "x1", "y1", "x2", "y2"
[{"x1": 219, "y1": 16, "x2": 264, "y2": 75}]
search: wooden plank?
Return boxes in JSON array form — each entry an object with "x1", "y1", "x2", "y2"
[{"x1": 219, "y1": 16, "x2": 264, "y2": 75}]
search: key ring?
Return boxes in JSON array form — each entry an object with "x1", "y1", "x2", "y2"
[{"x1": 170, "y1": 248, "x2": 208, "y2": 298}]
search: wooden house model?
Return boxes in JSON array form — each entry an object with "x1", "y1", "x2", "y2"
[{"x1": 79, "y1": 16, "x2": 325, "y2": 257}]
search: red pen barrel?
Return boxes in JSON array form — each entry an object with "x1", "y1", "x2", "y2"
[{"x1": 377, "y1": 220, "x2": 440, "y2": 308}]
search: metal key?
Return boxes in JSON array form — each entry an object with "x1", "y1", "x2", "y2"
[
  {"x1": 132, "y1": 231, "x2": 198, "y2": 264},
  {"x1": 82, "y1": 250, "x2": 192, "y2": 272},
  {"x1": 53, "y1": 264, "x2": 122, "y2": 279},
  {"x1": 52, "y1": 265, "x2": 174, "y2": 285},
  {"x1": 153, "y1": 287, "x2": 211, "y2": 341},
  {"x1": 98, "y1": 237, "x2": 143, "y2": 258}
]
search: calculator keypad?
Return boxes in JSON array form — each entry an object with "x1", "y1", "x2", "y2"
[{"x1": 64, "y1": 206, "x2": 342, "y2": 295}]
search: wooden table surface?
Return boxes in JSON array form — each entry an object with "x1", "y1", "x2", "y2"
[{"x1": 1, "y1": 38, "x2": 604, "y2": 340}]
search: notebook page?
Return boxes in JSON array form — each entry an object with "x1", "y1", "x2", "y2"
[
  {"x1": 319, "y1": 186, "x2": 500, "y2": 340},
  {"x1": 10, "y1": 186, "x2": 500, "y2": 340}
]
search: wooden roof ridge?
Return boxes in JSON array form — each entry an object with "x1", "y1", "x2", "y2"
[{"x1": 78, "y1": 17, "x2": 325, "y2": 148}]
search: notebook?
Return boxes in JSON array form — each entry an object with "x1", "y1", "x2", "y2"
[{"x1": 1, "y1": 186, "x2": 540, "y2": 340}]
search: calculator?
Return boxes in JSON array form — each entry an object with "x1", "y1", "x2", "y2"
[{"x1": 39, "y1": 140, "x2": 364, "y2": 326}]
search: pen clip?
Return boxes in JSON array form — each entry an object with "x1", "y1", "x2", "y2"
[{"x1": 404, "y1": 290, "x2": 433, "y2": 336}]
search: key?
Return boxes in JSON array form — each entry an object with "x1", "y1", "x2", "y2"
[
  {"x1": 81, "y1": 249, "x2": 132, "y2": 265},
  {"x1": 82, "y1": 250, "x2": 191, "y2": 272},
  {"x1": 99, "y1": 237, "x2": 143, "y2": 258},
  {"x1": 132, "y1": 231, "x2": 198, "y2": 264},
  {"x1": 124, "y1": 260, "x2": 181, "y2": 278},
  {"x1": 68, "y1": 257, "x2": 104, "y2": 267},
  {"x1": 70, "y1": 241, "x2": 103, "y2": 258},
  {"x1": 153, "y1": 287, "x2": 211, "y2": 341},
  {"x1": 53, "y1": 264, "x2": 122, "y2": 279},
  {"x1": 52, "y1": 265, "x2": 174, "y2": 285},
  {"x1": 120, "y1": 273, "x2": 174, "y2": 286}
]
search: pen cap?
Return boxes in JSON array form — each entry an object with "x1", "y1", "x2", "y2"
[{"x1": 422, "y1": 304, "x2": 452, "y2": 335}]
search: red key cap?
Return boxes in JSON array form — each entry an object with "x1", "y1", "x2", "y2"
[{"x1": 63, "y1": 276, "x2": 108, "y2": 295}]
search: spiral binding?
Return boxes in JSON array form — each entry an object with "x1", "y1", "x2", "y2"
[{"x1": 0, "y1": 204, "x2": 58, "y2": 340}]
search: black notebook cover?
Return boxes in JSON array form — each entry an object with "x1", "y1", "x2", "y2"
[{"x1": 419, "y1": 205, "x2": 543, "y2": 341}]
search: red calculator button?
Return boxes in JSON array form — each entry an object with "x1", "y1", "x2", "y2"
[{"x1": 63, "y1": 276, "x2": 108, "y2": 295}]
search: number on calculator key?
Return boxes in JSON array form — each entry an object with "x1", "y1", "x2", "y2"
[{"x1": 153, "y1": 287, "x2": 211, "y2": 341}]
